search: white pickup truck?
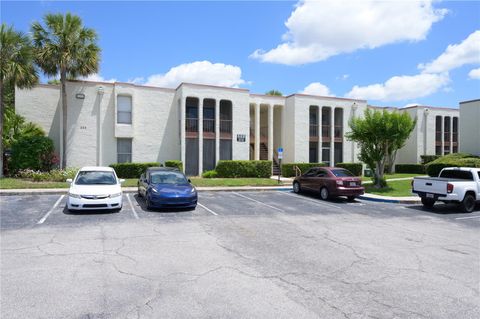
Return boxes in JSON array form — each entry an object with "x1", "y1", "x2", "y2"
[{"x1": 412, "y1": 167, "x2": 480, "y2": 213}]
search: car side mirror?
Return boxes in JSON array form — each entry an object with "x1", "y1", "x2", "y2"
[
  {"x1": 66, "y1": 178, "x2": 73, "y2": 183},
  {"x1": 119, "y1": 179, "x2": 125, "y2": 183},
  {"x1": 188, "y1": 179, "x2": 192, "y2": 183}
]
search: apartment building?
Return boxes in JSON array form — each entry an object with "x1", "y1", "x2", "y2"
[
  {"x1": 15, "y1": 80, "x2": 463, "y2": 175},
  {"x1": 459, "y1": 99, "x2": 480, "y2": 156}
]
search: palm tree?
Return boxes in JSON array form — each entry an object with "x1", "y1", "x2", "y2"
[
  {"x1": 0, "y1": 24, "x2": 39, "y2": 177},
  {"x1": 266, "y1": 89, "x2": 283, "y2": 96},
  {"x1": 32, "y1": 13, "x2": 100, "y2": 169}
]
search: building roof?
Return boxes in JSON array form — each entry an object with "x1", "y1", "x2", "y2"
[{"x1": 459, "y1": 99, "x2": 480, "y2": 104}]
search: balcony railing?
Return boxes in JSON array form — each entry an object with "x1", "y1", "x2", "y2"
[
  {"x1": 453, "y1": 132, "x2": 458, "y2": 142},
  {"x1": 220, "y1": 120, "x2": 232, "y2": 133},
  {"x1": 186, "y1": 118, "x2": 198, "y2": 132},
  {"x1": 322, "y1": 125, "x2": 331, "y2": 138},
  {"x1": 309, "y1": 124, "x2": 318, "y2": 137},
  {"x1": 203, "y1": 119, "x2": 215, "y2": 133},
  {"x1": 435, "y1": 131, "x2": 441, "y2": 142},
  {"x1": 334, "y1": 125, "x2": 342, "y2": 138},
  {"x1": 444, "y1": 132, "x2": 450, "y2": 141}
]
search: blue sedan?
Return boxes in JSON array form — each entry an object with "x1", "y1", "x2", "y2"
[{"x1": 138, "y1": 167, "x2": 197, "y2": 210}]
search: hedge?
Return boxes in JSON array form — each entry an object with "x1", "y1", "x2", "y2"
[
  {"x1": 202, "y1": 170, "x2": 218, "y2": 178},
  {"x1": 394, "y1": 164, "x2": 425, "y2": 174},
  {"x1": 425, "y1": 153, "x2": 480, "y2": 177},
  {"x1": 281, "y1": 163, "x2": 325, "y2": 177},
  {"x1": 336, "y1": 163, "x2": 363, "y2": 176},
  {"x1": 109, "y1": 162, "x2": 161, "y2": 178},
  {"x1": 165, "y1": 160, "x2": 183, "y2": 171},
  {"x1": 420, "y1": 155, "x2": 440, "y2": 165},
  {"x1": 10, "y1": 135, "x2": 56, "y2": 172},
  {"x1": 215, "y1": 160, "x2": 272, "y2": 178}
]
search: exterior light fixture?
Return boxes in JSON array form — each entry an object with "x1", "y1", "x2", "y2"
[{"x1": 97, "y1": 86, "x2": 104, "y2": 95}]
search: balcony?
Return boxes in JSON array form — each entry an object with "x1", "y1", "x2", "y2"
[
  {"x1": 435, "y1": 131, "x2": 442, "y2": 143},
  {"x1": 334, "y1": 125, "x2": 342, "y2": 139},
  {"x1": 186, "y1": 118, "x2": 198, "y2": 132},
  {"x1": 220, "y1": 120, "x2": 232, "y2": 139},
  {"x1": 309, "y1": 124, "x2": 319, "y2": 137},
  {"x1": 322, "y1": 125, "x2": 331, "y2": 141}
]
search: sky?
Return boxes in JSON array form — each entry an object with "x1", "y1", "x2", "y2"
[{"x1": 2, "y1": 0, "x2": 480, "y2": 108}]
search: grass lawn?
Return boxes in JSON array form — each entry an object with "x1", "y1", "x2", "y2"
[
  {"x1": 362, "y1": 173, "x2": 424, "y2": 182},
  {"x1": 364, "y1": 179, "x2": 414, "y2": 197},
  {"x1": 0, "y1": 177, "x2": 281, "y2": 189}
]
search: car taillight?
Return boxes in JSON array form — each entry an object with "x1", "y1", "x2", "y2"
[
  {"x1": 447, "y1": 183, "x2": 454, "y2": 193},
  {"x1": 336, "y1": 180, "x2": 343, "y2": 186}
]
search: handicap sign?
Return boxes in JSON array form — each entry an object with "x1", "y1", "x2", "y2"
[{"x1": 277, "y1": 147, "x2": 283, "y2": 159}]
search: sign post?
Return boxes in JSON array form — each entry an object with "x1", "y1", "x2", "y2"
[{"x1": 277, "y1": 147, "x2": 283, "y2": 184}]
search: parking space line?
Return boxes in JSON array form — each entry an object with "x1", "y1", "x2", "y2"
[
  {"x1": 232, "y1": 192, "x2": 284, "y2": 212},
  {"x1": 37, "y1": 195, "x2": 65, "y2": 224},
  {"x1": 455, "y1": 215, "x2": 480, "y2": 220},
  {"x1": 278, "y1": 191, "x2": 343, "y2": 210},
  {"x1": 198, "y1": 202, "x2": 218, "y2": 216},
  {"x1": 126, "y1": 194, "x2": 139, "y2": 219}
]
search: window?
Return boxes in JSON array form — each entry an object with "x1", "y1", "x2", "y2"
[
  {"x1": 117, "y1": 138, "x2": 132, "y2": 163},
  {"x1": 439, "y1": 170, "x2": 473, "y2": 181},
  {"x1": 117, "y1": 95, "x2": 132, "y2": 124}
]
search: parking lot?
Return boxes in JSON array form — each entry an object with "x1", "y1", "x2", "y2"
[{"x1": 1, "y1": 191, "x2": 479, "y2": 318}]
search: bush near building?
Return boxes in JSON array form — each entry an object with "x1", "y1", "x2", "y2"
[
  {"x1": 16, "y1": 167, "x2": 78, "y2": 182},
  {"x1": 425, "y1": 153, "x2": 480, "y2": 177},
  {"x1": 394, "y1": 164, "x2": 426, "y2": 174},
  {"x1": 215, "y1": 160, "x2": 272, "y2": 178},
  {"x1": 10, "y1": 135, "x2": 56, "y2": 172},
  {"x1": 109, "y1": 162, "x2": 161, "y2": 178},
  {"x1": 281, "y1": 163, "x2": 325, "y2": 177},
  {"x1": 420, "y1": 155, "x2": 440, "y2": 165},
  {"x1": 164, "y1": 160, "x2": 183, "y2": 171},
  {"x1": 202, "y1": 170, "x2": 218, "y2": 178},
  {"x1": 336, "y1": 163, "x2": 363, "y2": 176}
]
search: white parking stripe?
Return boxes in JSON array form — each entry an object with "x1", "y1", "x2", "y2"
[
  {"x1": 198, "y1": 202, "x2": 218, "y2": 216},
  {"x1": 279, "y1": 191, "x2": 343, "y2": 210},
  {"x1": 126, "y1": 194, "x2": 139, "y2": 219},
  {"x1": 455, "y1": 215, "x2": 480, "y2": 220},
  {"x1": 232, "y1": 192, "x2": 284, "y2": 212},
  {"x1": 37, "y1": 195, "x2": 65, "y2": 224}
]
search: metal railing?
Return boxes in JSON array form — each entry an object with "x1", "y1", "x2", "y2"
[
  {"x1": 203, "y1": 119, "x2": 215, "y2": 133},
  {"x1": 452, "y1": 132, "x2": 458, "y2": 142},
  {"x1": 185, "y1": 118, "x2": 198, "y2": 132},
  {"x1": 334, "y1": 125, "x2": 342, "y2": 138},
  {"x1": 322, "y1": 125, "x2": 331, "y2": 138},
  {"x1": 444, "y1": 132, "x2": 450, "y2": 142},
  {"x1": 309, "y1": 124, "x2": 318, "y2": 137},
  {"x1": 435, "y1": 131, "x2": 442, "y2": 142},
  {"x1": 220, "y1": 120, "x2": 232, "y2": 133}
]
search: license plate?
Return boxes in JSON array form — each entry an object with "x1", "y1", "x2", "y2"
[
  {"x1": 350, "y1": 182, "x2": 356, "y2": 187},
  {"x1": 426, "y1": 193, "x2": 434, "y2": 198}
]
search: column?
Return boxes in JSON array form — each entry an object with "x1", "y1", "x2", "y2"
[
  {"x1": 441, "y1": 116, "x2": 444, "y2": 156},
  {"x1": 268, "y1": 104, "x2": 274, "y2": 161},
  {"x1": 180, "y1": 98, "x2": 186, "y2": 172},
  {"x1": 449, "y1": 117, "x2": 453, "y2": 154},
  {"x1": 215, "y1": 100, "x2": 220, "y2": 164},
  {"x1": 330, "y1": 107, "x2": 335, "y2": 166},
  {"x1": 317, "y1": 107, "x2": 322, "y2": 163},
  {"x1": 198, "y1": 98, "x2": 203, "y2": 174},
  {"x1": 255, "y1": 103, "x2": 260, "y2": 160},
  {"x1": 351, "y1": 104, "x2": 357, "y2": 162}
]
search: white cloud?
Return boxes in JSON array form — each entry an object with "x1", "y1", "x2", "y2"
[
  {"x1": 468, "y1": 68, "x2": 480, "y2": 80},
  {"x1": 301, "y1": 82, "x2": 334, "y2": 96},
  {"x1": 80, "y1": 73, "x2": 116, "y2": 83},
  {"x1": 144, "y1": 61, "x2": 246, "y2": 88},
  {"x1": 419, "y1": 30, "x2": 480, "y2": 73},
  {"x1": 251, "y1": 0, "x2": 446, "y2": 65},
  {"x1": 337, "y1": 74, "x2": 349, "y2": 80},
  {"x1": 345, "y1": 73, "x2": 450, "y2": 101}
]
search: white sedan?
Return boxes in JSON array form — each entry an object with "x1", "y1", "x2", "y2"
[{"x1": 66, "y1": 166, "x2": 124, "y2": 211}]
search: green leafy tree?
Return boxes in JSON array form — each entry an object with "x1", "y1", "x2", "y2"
[
  {"x1": 266, "y1": 89, "x2": 282, "y2": 96},
  {"x1": 346, "y1": 109, "x2": 416, "y2": 188},
  {"x1": 0, "y1": 23, "x2": 39, "y2": 177},
  {"x1": 32, "y1": 13, "x2": 100, "y2": 169},
  {"x1": 3, "y1": 106, "x2": 45, "y2": 149}
]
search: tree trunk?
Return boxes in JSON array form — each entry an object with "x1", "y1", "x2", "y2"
[
  {"x1": 61, "y1": 70, "x2": 67, "y2": 170},
  {"x1": 0, "y1": 78, "x2": 4, "y2": 178}
]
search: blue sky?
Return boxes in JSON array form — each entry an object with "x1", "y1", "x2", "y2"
[{"x1": 2, "y1": 0, "x2": 480, "y2": 107}]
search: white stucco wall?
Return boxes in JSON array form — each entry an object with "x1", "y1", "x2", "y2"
[{"x1": 459, "y1": 99, "x2": 480, "y2": 156}]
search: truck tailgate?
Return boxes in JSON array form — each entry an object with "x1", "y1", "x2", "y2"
[{"x1": 413, "y1": 177, "x2": 447, "y2": 196}]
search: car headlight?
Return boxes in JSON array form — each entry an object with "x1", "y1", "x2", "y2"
[
  {"x1": 190, "y1": 188, "x2": 196, "y2": 193},
  {"x1": 68, "y1": 192, "x2": 81, "y2": 199},
  {"x1": 109, "y1": 192, "x2": 122, "y2": 198},
  {"x1": 150, "y1": 188, "x2": 159, "y2": 193}
]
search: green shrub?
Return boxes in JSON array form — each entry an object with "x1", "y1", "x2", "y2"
[
  {"x1": 109, "y1": 162, "x2": 161, "y2": 178},
  {"x1": 420, "y1": 155, "x2": 440, "y2": 165},
  {"x1": 165, "y1": 160, "x2": 183, "y2": 171},
  {"x1": 336, "y1": 163, "x2": 363, "y2": 176},
  {"x1": 16, "y1": 168, "x2": 79, "y2": 182},
  {"x1": 10, "y1": 135, "x2": 56, "y2": 172},
  {"x1": 215, "y1": 160, "x2": 272, "y2": 178},
  {"x1": 281, "y1": 163, "x2": 325, "y2": 177},
  {"x1": 394, "y1": 164, "x2": 425, "y2": 174},
  {"x1": 425, "y1": 153, "x2": 480, "y2": 177},
  {"x1": 202, "y1": 170, "x2": 218, "y2": 178}
]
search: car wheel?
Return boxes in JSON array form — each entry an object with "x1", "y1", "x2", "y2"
[
  {"x1": 293, "y1": 182, "x2": 301, "y2": 194},
  {"x1": 320, "y1": 187, "x2": 329, "y2": 200},
  {"x1": 460, "y1": 194, "x2": 475, "y2": 213},
  {"x1": 146, "y1": 195, "x2": 153, "y2": 210},
  {"x1": 421, "y1": 197, "x2": 435, "y2": 209},
  {"x1": 347, "y1": 196, "x2": 356, "y2": 202}
]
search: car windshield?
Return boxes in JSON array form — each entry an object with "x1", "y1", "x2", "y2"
[
  {"x1": 150, "y1": 171, "x2": 188, "y2": 184},
  {"x1": 331, "y1": 169, "x2": 354, "y2": 177},
  {"x1": 75, "y1": 171, "x2": 117, "y2": 185}
]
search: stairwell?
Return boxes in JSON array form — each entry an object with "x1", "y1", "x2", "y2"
[{"x1": 260, "y1": 142, "x2": 281, "y2": 175}]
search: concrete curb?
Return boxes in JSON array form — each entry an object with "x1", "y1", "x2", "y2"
[
  {"x1": 0, "y1": 186, "x2": 293, "y2": 196},
  {"x1": 359, "y1": 194, "x2": 421, "y2": 204}
]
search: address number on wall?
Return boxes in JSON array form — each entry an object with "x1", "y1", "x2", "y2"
[{"x1": 236, "y1": 134, "x2": 246, "y2": 142}]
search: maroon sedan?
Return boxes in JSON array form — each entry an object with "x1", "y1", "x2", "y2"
[{"x1": 293, "y1": 167, "x2": 364, "y2": 201}]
